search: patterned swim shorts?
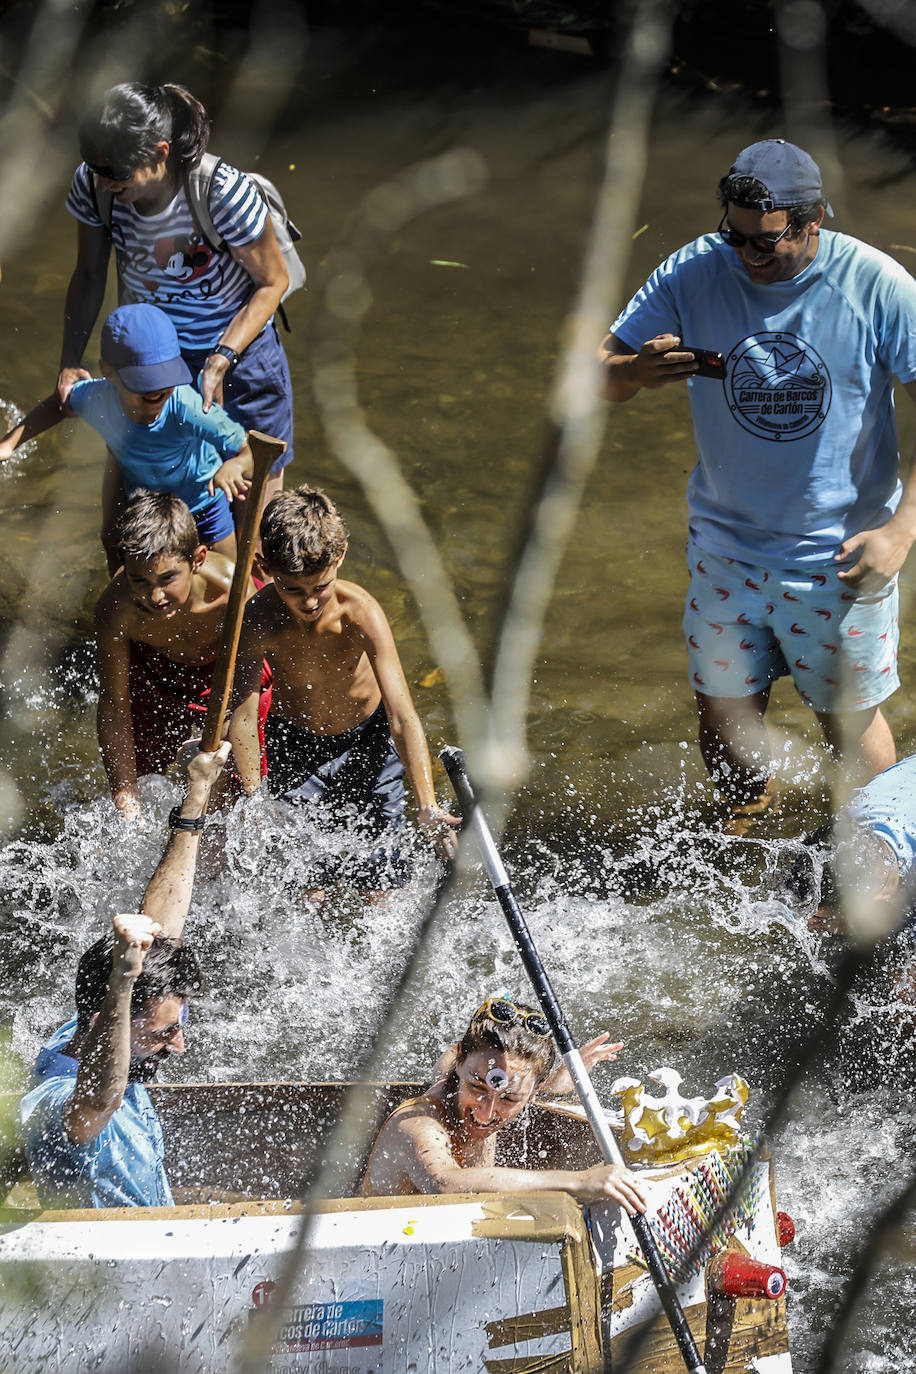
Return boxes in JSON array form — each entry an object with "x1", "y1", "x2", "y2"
[{"x1": 683, "y1": 539, "x2": 899, "y2": 713}]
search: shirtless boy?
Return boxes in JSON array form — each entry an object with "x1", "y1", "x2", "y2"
[
  {"x1": 95, "y1": 490, "x2": 267, "y2": 819},
  {"x1": 361, "y1": 995, "x2": 647, "y2": 1209},
  {"x1": 229, "y1": 486, "x2": 459, "y2": 889}
]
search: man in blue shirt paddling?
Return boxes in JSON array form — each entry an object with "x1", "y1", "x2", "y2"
[
  {"x1": 19, "y1": 741, "x2": 229, "y2": 1208},
  {"x1": 600, "y1": 139, "x2": 916, "y2": 831}
]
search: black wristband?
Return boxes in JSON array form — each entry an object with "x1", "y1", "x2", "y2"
[
  {"x1": 209, "y1": 343, "x2": 241, "y2": 370},
  {"x1": 168, "y1": 807, "x2": 205, "y2": 832}
]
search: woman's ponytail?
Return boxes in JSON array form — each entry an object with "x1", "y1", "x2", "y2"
[
  {"x1": 78, "y1": 82, "x2": 210, "y2": 174},
  {"x1": 161, "y1": 84, "x2": 210, "y2": 167}
]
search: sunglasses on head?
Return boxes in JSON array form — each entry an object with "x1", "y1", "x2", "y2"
[
  {"x1": 717, "y1": 210, "x2": 795, "y2": 255},
  {"x1": 473, "y1": 997, "x2": 551, "y2": 1039}
]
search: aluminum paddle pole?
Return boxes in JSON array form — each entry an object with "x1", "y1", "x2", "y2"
[{"x1": 440, "y1": 746, "x2": 707, "y2": 1374}]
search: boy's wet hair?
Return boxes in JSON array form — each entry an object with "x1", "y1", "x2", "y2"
[
  {"x1": 458, "y1": 1004, "x2": 557, "y2": 1085},
  {"x1": 115, "y1": 490, "x2": 201, "y2": 566},
  {"x1": 79, "y1": 82, "x2": 209, "y2": 177},
  {"x1": 260, "y1": 486, "x2": 349, "y2": 575},
  {"x1": 74, "y1": 936, "x2": 203, "y2": 1033}
]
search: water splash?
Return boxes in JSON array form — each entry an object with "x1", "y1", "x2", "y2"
[
  {"x1": 0, "y1": 398, "x2": 34, "y2": 474},
  {"x1": 1, "y1": 767, "x2": 914, "y2": 1368}
]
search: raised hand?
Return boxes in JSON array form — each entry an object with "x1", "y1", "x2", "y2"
[{"x1": 112, "y1": 912, "x2": 162, "y2": 980}]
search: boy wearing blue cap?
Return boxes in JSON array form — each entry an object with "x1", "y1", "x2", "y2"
[
  {"x1": 0, "y1": 303, "x2": 253, "y2": 571},
  {"x1": 600, "y1": 138, "x2": 916, "y2": 829}
]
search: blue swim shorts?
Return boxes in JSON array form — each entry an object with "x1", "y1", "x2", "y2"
[
  {"x1": 683, "y1": 539, "x2": 899, "y2": 714},
  {"x1": 193, "y1": 492, "x2": 234, "y2": 545},
  {"x1": 265, "y1": 702, "x2": 411, "y2": 890},
  {"x1": 184, "y1": 323, "x2": 294, "y2": 476}
]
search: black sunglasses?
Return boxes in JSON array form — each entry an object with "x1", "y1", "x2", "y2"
[
  {"x1": 717, "y1": 210, "x2": 795, "y2": 255},
  {"x1": 87, "y1": 161, "x2": 134, "y2": 183}
]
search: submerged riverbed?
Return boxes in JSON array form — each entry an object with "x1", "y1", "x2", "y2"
[{"x1": 1, "y1": 12, "x2": 915, "y2": 1371}]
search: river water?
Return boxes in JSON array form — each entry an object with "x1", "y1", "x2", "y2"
[{"x1": 1, "y1": 14, "x2": 915, "y2": 1371}]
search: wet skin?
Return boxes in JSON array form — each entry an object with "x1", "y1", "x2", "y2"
[
  {"x1": 451, "y1": 1049, "x2": 539, "y2": 1143},
  {"x1": 270, "y1": 563, "x2": 341, "y2": 623},
  {"x1": 123, "y1": 552, "x2": 199, "y2": 620},
  {"x1": 129, "y1": 994, "x2": 188, "y2": 1060}
]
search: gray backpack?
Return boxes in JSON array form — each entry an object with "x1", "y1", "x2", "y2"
[{"x1": 92, "y1": 151, "x2": 306, "y2": 329}]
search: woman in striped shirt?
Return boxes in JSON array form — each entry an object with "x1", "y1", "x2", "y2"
[{"x1": 58, "y1": 82, "x2": 294, "y2": 544}]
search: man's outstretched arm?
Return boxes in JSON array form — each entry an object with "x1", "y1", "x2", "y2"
[{"x1": 140, "y1": 741, "x2": 231, "y2": 940}]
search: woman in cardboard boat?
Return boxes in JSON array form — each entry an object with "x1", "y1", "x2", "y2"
[{"x1": 361, "y1": 997, "x2": 647, "y2": 1211}]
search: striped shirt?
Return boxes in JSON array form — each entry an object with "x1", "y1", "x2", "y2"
[{"x1": 67, "y1": 160, "x2": 269, "y2": 350}]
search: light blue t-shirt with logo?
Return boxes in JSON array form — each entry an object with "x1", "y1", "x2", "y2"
[
  {"x1": 19, "y1": 1015, "x2": 173, "y2": 1209},
  {"x1": 611, "y1": 231, "x2": 916, "y2": 568},
  {"x1": 68, "y1": 378, "x2": 246, "y2": 517}
]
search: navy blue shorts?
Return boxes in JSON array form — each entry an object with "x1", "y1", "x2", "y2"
[
  {"x1": 265, "y1": 702, "x2": 411, "y2": 890},
  {"x1": 183, "y1": 322, "x2": 294, "y2": 476},
  {"x1": 193, "y1": 493, "x2": 234, "y2": 544}
]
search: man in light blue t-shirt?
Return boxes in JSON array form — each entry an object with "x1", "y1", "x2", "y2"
[
  {"x1": 601, "y1": 139, "x2": 916, "y2": 830},
  {"x1": 19, "y1": 742, "x2": 229, "y2": 1208}
]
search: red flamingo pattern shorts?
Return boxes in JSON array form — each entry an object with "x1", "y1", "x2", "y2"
[{"x1": 683, "y1": 539, "x2": 899, "y2": 713}]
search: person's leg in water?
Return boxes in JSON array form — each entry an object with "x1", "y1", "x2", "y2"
[
  {"x1": 817, "y1": 706, "x2": 896, "y2": 800},
  {"x1": 695, "y1": 687, "x2": 778, "y2": 832}
]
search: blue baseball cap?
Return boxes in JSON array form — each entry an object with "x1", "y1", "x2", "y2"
[
  {"x1": 101, "y1": 304, "x2": 192, "y2": 392},
  {"x1": 724, "y1": 139, "x2": 834, "y2": 216}
]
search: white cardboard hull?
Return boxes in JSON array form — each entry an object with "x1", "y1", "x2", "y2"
[{"x1": 0, "y1": 1085, "x2": 794, "y2": 1372}]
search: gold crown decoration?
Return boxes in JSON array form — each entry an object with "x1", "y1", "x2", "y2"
[{"x1": 610, "y1": 1068, "x2": 750, "y2": 1165}]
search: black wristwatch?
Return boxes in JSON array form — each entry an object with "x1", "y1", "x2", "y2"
[
  {"x1": 209, "y1": 343, "x2": 241, "y2": 370},
  {"x1": 168, "y1": 807, "x2": 206, "y2": 832}
]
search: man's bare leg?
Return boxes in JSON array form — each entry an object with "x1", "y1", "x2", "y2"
[
  {"x1": 696, "y1": 688, "x2": 773, "y2": 805},
  {"x1": 816, "y1": 704, "x2": 896, "y2": 796}
]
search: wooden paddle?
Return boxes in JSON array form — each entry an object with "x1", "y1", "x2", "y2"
[{"x1": 200, "y1": 430, "x2": 286, "y2": 753}]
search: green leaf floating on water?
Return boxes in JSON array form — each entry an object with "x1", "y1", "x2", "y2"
[{"x1": 430, "y1": 259, "x2": 469, "y2": 269}]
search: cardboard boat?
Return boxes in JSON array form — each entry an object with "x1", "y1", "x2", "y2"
[{"x1": 0, "y1": 1081, "x2": 794, "y2": 1372}]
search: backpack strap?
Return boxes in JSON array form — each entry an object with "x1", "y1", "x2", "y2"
[{"x1": 183, "y1": 151, "x2": 224, "y2": 253}]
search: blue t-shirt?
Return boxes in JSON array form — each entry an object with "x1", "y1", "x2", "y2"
[
  {"x1": 611, "y1": 231, "x2": 916, "y2": 568},
  {"x1": 845, "y1": 755, "x2": 916, "y2": 880},
  {"x1": 68, "y1": 379, "x2": 246, "y2": 516},
  {"x1": 19, "y1": 1015, "x2": 173, "y2": 1209}
]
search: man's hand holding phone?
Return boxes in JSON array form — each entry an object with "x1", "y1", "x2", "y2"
[{"x1": 664, "y1": 342, "x2": 725, "y2": 380}]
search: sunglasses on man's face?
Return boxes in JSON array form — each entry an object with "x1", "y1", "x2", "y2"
[
  {"x1": 473, "y1": 997, "x2": 551, "y2": 1039},
  {"x1": 717, "y1": 210, "x2": 795, "y2": 255},
  {"x1": 156, "y1": 1002, "x2": 190, "y2": 1042}
]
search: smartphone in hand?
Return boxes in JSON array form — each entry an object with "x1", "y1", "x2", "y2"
[{"x1": 679, "y1": 346, "x2": 726, "y2": 380}]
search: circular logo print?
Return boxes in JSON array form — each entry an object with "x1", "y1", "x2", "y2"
[{"x1": 725, "y1": 333, "x2": 831, "y2": 441}]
